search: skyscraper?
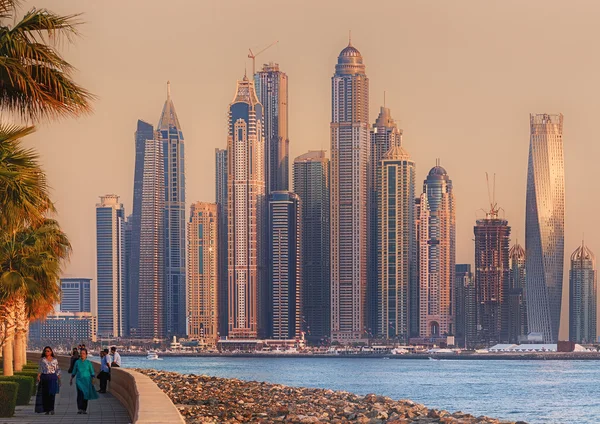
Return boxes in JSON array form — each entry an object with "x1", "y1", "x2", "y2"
[
  {"x1": 187, "y1": 202, "x2": 219, "y2": 346},
  {"x1": 269, "y1": 192, "x2": 302, "y2": 340},
  {"x1": 138, "y1": 137, "x2": 165, "y2": 339},
  {"x1": 215, "y1": 148, "x2": 228, "y2": 337},
  {"x1": 255, "y1": 63, "x2": 289, "y2": 193},
  {"x1": 454, "y1": 265, "x2": 476, "y2": 348},
  {"x1": 508, "y1": 243, "x2": 527, "y2": 343},
  {"x1": 227, "y1": 75, "x2": 266, "y2": 339},
  {"x1": 159, "y1": 82, "x2": 186, "y2": 337},
  {"x1": 129, "y1": 119, "x2": 154, "y2": 335},
  {"x1": 60, "y1": 278, "x2": 92, "y2": 313},
  {"x1": 293, "y1": 151, "x2": 330, "y2": 343},
  {"x1": 330, "y1": 41, "x2": 369, "y2": 343},
  {"x1": 378, "y1": 145, "x2": 415, "y2": 341},
  {"x1": 474, "y1": 210, "x2": 510, "y2": 345},
  {"x1": 525, "y1": 113, "x2": 565, "y2": 343},
  {"x1": 418, "y1": 163, "x2": 455, "y2": 339},
  {"x1": 569, "y1": 243, "x2": 597, "y2": 344},
  {"x1": 369, "y1": 106, "x2": 403, "y2": 335},
  {"x1": 95, "y1": 195, "x2": 126, "y2": 338}
]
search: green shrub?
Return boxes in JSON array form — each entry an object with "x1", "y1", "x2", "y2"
[
  {"x1": 14, "y1": 372, "x2": 37, "y2": 396},
  {"x1": 0, "y1": 381, "x2": 18, "y2": 417},
  {"x1": 0, "y1": 376, "x2": 33, "y2": 405}
]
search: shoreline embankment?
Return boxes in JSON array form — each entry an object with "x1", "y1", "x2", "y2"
[{"x1": 138, "y1": 368, "x2": 526, "y2": 424}]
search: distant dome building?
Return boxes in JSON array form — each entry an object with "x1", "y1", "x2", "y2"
[{"x1": 569, "y1": 242, "x2": 597, "y2": 344}]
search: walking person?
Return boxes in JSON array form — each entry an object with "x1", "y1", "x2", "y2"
[
  {"x1": 110, "y1": 346, "x2": 121, "y2": 367},
  {"x1": 98, "y1": 349, "x2": 111, "y2": 393},
  {"x1": 68, "y1": 347, "x2": 79, "y2": 373},
  {"x1": 70, "y1": 348, "x2": 98, "y2": 414},
  {"x1": 35, "y1": 346, "x2": 61, "y2": 415}
]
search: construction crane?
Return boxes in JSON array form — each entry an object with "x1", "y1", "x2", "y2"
[
  {"x1": 248, "y1": 40, "x2": 279, "y2": 76},
  {"x1": 485, "y1": 172, "x2": 499, "y2": 219}
]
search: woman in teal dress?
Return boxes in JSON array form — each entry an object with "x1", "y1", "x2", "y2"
[{"x1": 69, "y1": 348, "x2": 98, "y2": 414}]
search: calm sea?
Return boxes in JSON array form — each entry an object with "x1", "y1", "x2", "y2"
[{"x1": 123, "y1": 356, "x2": 598, "y2": 423}]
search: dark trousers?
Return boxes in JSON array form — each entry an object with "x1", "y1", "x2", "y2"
[
  {"x1": 40, "y1": 374, "x2": 56, "y2": 412},
  {"x1": 76, "y1": 388, "x2": 88, "y2": 411},
  {"x1": 98, "y1": 371, "x2": 109, "y2": 392}
]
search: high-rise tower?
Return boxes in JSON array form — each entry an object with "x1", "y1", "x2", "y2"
[
  {"x1": 525, "y1": 113, "x2": 565, "y2": 343},
  {"x1": 187, "y1": 202, "x2": 219, "y2": 347},
  {"x1": 330, "y1": 40, "x2": 369, "y2": 343},
  {"x1": 369, "y1": 106, "x2": 402, "y2": 336},
  {"x1": 418, "y1": 163, "x2": 455, "y2": 339},
  {"x1": 508, "y1": 243, "x2": 527, "y2": 343},
  {"x1": 474, "y1": 210, "x2": 510, "y2": 345},
  {"x1": 215, "y1": 148, "x2": 228, "y2": 337},
  {"x1": 159, "y1": 82, "x2": 186, "y2": 337},
  {"x1": 227, "y1": 75, "x2": 266, "y2": 339},
  {"x1": 138, "y1": 137, "x2": 165, "y2": 339},
  {"x1": 129, "y1": 119, "x2": 154, "y2": 335},
  {"x1": 95, "y1": 195, "x2": 126, "y2": 338},
  {"x1": 378, "y1": 145, "x2": 415, "y2": 341},
  {"x1": 255, "y1": 63, "x2": 289, "y2": 193},
  {"x1": 293, "y1": 151, "x2": 330, "y2": 342},
  {"x1": 455, "y1": 265, "x2": 476, "y2": 349},
  {"x1": 269, "y1": 192, "x2": 302, "y2": 340},
  {"x1": 569, "y1": 243, "x2": 597, "y2": 344}
]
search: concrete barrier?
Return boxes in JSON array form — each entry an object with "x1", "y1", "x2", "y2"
[{"x1": 27, "y1": 352, "x2": 184, "y2": 423}]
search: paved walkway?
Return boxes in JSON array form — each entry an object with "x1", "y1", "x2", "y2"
[{"x1": 3, "y1": 380, "x2": 130, "y2": 424}]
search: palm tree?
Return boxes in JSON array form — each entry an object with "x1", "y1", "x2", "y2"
[
  {"x1": 0, "y1": 218, "x2": 71, "y2": 375},
  {"x1": 0, "y1": 0, "x2": 91, "y2": 375},
  {"x1": 0, "y1": 0, "x2": 93, "y2": 122}
]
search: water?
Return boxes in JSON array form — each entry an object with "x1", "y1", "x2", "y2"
[{"x1": 123, "y1": 356, "x2": 599, "y2": 423}]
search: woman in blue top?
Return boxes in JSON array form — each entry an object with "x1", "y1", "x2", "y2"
[
  {"x1": 36, "y1": 346, "x2": 61, "y2": 415},
  {"x1": 69, "y1": 348, "x2": 98, "y2": 414}
]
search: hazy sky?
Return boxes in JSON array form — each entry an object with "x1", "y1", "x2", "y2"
[{"x1": 27, "y1": 0, "x2": 600, "y2": 337}]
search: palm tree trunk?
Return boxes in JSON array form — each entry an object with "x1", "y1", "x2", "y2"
[
  {"x1": 2, "y1": 301, "x2": 16, "y2": 376},
  {"x1": 13, "y1": 296, "x2": 27, "y2": 372}
]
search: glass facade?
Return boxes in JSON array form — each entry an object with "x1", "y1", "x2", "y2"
[
  {"x1": 60, "y1": 278, "x2": 92, "y2": 313},
  {"x1": 508, "y1": 243, "x2": 527, "y2": 343},
  {"x1": 569, "y1": 243, "x2": 597, "y2": 343},
  {"x1": 215, "y1": 148, "x2": 228, "y2": 337},
  {"x1": 525, "y1": 113, "x2": 565, "y2": 343}
]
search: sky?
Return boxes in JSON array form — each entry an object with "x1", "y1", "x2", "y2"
[{"x1": 24, "y1": 0, "x2": 600, "y2": 338}]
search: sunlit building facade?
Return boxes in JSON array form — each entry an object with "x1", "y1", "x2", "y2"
[
  {"x1": 293, "y1": 151, "x2": 330, "y2": 342},
  {"x1": 378, "y1": 145, "x2": 415, "y2": 341},
  {"x1": 159, "y1": 82, "x2": 187, "y2": 337},
  {"x1": 569, "y1": 243, "x2": 597, "y2": 344},
  {"x1": 525, "y1": 113, "x2": 565, "y2": 343},
  {"x1": 330, "y1": 41, "x2": 370, "y2": 343},
  {"x1": 418, "y1": 164, "x2": 455, "y2": 339},
  {"x1": 187, "y1": 202, "x2": 219, "y2": 347},
  {"x1": 227, "y1": 75, "x2": 266, "y2": 339},
  {"x1": 60, "y1": 278, "x2": 91, "y2": 314}
]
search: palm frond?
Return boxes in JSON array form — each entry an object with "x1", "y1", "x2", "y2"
[
  {"x1": 0, "y1": 0, "x2": 18, "y2": 20},
  {"x1": 10, "y1": 8, "x2": 82, "y2": 44}
]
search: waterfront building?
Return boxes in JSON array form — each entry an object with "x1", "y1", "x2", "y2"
[
  {"x1": 227, "y1": 75, "x2": 266, "y2": 339},
  {"x1": 330, "y1": 41, "x2": 370, "y2": 343},
  {"x1": 269, "y1": 192, "x2": 302, "y2": 340},
  {"x1": 187, "y1": 202, "x2": 219, "y2": 347},
  {"x1": 30, "y1": 312, "x2": 97, "y2": 343},
  {"x1": 293, "y1": 151, "x2": 330, "y2": 343},
  {"x1": 158, "y1": 82, "x2": 186, "y2": 337},
  {"x1": 369, "y1": 106, "x2": 403, "y2": 335},
  {"x1": 378, "y1": 145, "x2": 415, "y2": 342},
  {"x1": 508, "y1": 243, "x2": 527, "y2": 343},
  {"x1": 454, "y1": 265, "x2": 476, "y2": 348},
  {"x1": 418, "y1": 163, "x2": 455, "y2": 339},
  {"x1": 569, "y1": 243, "x2": 597, "y2": 344},
  {"x1": 129, "y1": 119, "x2": 154, "y2": 335},
  {"x1": 255, "y1": 63, "x2": 289, "y2": 193},
  {"x1": 474, "y1": 210, "x2": 510, "y2": 345},
  {"x1": 411, "y1": 198, "x2": 421, "y2": 338},
  {"x1": 95, "y1": 195, "x2": 126, "y2": 338},
  {"x1": 215, "y1": 148, "x2": 228, "y2": 337},
  {"x1": 138, "y1": 137, "x2": 165, "y2": 339},
  {"x1": 60, "y1": 278, "x2": 91, "y2": 313},
  {"x1": 525, "y1": 113, "x2": 565, "y2": 343}
]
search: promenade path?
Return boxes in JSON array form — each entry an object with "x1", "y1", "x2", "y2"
[{"x1": 4, "y1": 380, "x2": 130, "y2": 424}]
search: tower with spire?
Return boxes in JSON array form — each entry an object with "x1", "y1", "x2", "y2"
[
  {"x1": 158, "y1": 81, "x2": 187, "y2": 337},
  {"x1": 569, "y1": 241, "x2": 597, "y2": 343},
  {"x1": 330, "y1": 38, "x2": 369, "y2": 343}
]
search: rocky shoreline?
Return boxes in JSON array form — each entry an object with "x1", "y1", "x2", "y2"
[{"x1": 137, "y1": 369, "x2": 525, "y2": 424}]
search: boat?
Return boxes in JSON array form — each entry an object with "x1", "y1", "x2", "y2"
[
  {"x1": 146, "y1": 350, "x2": 159, "y2": 360},
  {"x1": 428, "y1": 356, "x2": 440, "y2": 361}
]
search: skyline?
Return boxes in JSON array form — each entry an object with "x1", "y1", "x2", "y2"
[{"x1": 26, "y1": 0, "x2": 600, "y2": 339}]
